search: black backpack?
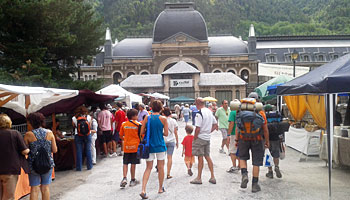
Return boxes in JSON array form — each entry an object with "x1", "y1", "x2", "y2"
[
  {"x1": 77, "y1": 116, "x2": 91, "y2": 136},
  {"x1": 32, "y1": 130, "x2": 52, "y2": 175},
  {"x1": 33, "y1": 146, "x2": 51, "y2": 175}
]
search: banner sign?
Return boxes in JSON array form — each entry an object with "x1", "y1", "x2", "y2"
[
  {"x1": 258, "y1": 63, "x2": 310, "y2": 77},
  {"x1": 170, "y1": 79, "x2": 193, "y2": 87}
]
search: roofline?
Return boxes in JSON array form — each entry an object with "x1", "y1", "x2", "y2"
[
  {"x1": 209, "y1": 53, "x2": 249, "y2": 57},
  {"x1": 162, "y1": 71, "x2": 200, "y2": 75},
  {"x1": 257, "y1": 35, "x2": 350, "y2": 41},
  {"x1": 152, "y1": 32, "x2": 208, "y2": 44},
  {"x1": 112, "y1": 56, "x2": 153, "y2": 59},
  {"x1": 198, "y1": 83, "x2": 246, "y2": 86},
  {"x1": 122, "y1": 85, "x2": 164, "y2": 88}
]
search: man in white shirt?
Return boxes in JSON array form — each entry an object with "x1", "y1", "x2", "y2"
[{"x1": 190, "y1": 97, "x2": 218, "y2": 185}]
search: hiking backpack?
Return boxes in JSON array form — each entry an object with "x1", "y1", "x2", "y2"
[
  {"x1": 77, "y1": 116, "x2": 91, "y2": 136},
  {"x1": 236, "y1": 98, "x2": 265, "y2": 140}
]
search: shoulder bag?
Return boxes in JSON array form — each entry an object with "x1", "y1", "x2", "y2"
[{"x1": 137, "y1": 115, "x2": 151, "y2": 159}]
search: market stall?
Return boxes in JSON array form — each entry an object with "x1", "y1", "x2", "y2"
[
  {"x1": 277, "y1": 53, "x2": 350, "y2": 198},
  {"x1": 96, "y1": 84, "x2": 142, "y2": 108},
  {"x1": 0, "y1": 84, "x2": 117, "y2": 200}
]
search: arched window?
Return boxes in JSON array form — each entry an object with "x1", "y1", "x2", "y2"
[
  {"x1": 113, "y1": 72, "x2": 122, "y2": 84},
  {"x1": 303, "y1": 55, "x2": 310, "y2": 62},
  {"x1": 93, "y1": 75, "x2": 96, "y2": 80},
  {"x1": 89, "y1": 75, "x2": 92, "y2": 80},
  {"x1": 241, "y1": 69, "x2": 249, "y2": 82},
  {"x1": 127, "y1": 72, "x2": 135, "y2": 77},
  {"x1": 213, "y1": 70, "x2": 221, "y2": 73},
  {"x1": 84, "y1": 75, "x2": 88, "y2": 81},
  {"x1": 141, "y1": 71, "x2": 149, "y2": 75},
  {"x1": 235, "y1": 90, "x2": 240, "y2": 99},
  {"x1": 333, "y1": 55, "x2": 339, "y2": 60},
  {"x1": 227, "y1": 69, "x2": 235, "y2": 74}
]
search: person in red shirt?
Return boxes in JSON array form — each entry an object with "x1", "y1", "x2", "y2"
[
  {"x1": 114, "y1": 102, "x2": 127, "y2": 156},
  {"x1": 181, "y1": 125, "x2": 195, "y2": 176}
]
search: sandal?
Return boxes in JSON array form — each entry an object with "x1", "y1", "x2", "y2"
[
  {"x1": 158, "y1": 187, "x2": 166, "y2": 194},
  {"x1": 140, "y1": 193, "x2": 148, "y2": 199},
  {"x1": 190, "y1": 179, "x2": 202, "y2": 184},
  {"x1": 209, "y1": 178, "x2": 217, "y2": 184},
  {"x1": 167, "y1": 175, "x2": 173, "y2": 179}
]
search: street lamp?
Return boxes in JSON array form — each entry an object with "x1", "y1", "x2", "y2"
[{"x1": 291, "y1": 49, "x2": 299, "y2": 77}]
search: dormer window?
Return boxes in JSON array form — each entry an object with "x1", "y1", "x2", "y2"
[
  {"x1": 318, "y1": 55, "x2": 325, "y2": 62},
  {"x1": 303, "y1": 55, "x2": 310, "y2": 62},
  {"x1": 267, "y1": 55, "x2": 277, "y2": 63},
  {"x1": 285, "y1": 55, "x2": 292, "y2": 62}
]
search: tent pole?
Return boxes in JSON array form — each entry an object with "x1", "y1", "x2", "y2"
[
  {"x1": 52, "y1": 113, "x2": 57, "y2": 136},
  {"x1": 326, "y1": 94, "x2": 335, "y2": 199}
]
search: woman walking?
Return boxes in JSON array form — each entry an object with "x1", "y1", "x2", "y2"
[
  {"x1": 24, "y1": 112, "x2": 57, "y2": 200},
  {"x1": 162, "y1": 108, "x2": 178, "y2": 179},
  {"x1": 140, "y1": 100, "x2": 168, "y2": 199},
  {"x1": 182, "y1": 104, "x2": 191, "y2": 125}
]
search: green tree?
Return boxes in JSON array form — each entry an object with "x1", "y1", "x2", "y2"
[{"x1": 0, "y1": 0, "x2": 104, "y2": 90}]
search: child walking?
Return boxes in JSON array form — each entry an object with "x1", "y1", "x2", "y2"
[
  {"x1": 182, "y1": 125, "x2": 195, "y2": 176},
  {"x1": 119, "y1": 109, "x2": 141, "y2": 188}
]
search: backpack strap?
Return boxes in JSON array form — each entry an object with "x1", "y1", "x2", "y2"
[
  {"x1": 129, "y1": 120, "x2": 142, "y2": 142},
  {"x1": 32, "y1": 128, "x2": 47, "y2": 141},
  {"x1": 146, "y1": 115, "x2": 151, "y2": 146}
]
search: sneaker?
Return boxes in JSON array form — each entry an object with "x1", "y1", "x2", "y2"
[
  {"x1": 118, "y1": 152, "x2": 123, "y2": 156},
  {"x1": 266, "y1": 171, "x2": 273, "y2": 179},
  {"x1": 120, "y1": 178, "x2": 127, "y2": 188},
  {"x1": 112, "y1": 152, "x2": 118, "y2": 157},
  {"x1": 240, "y1": 174, "x2": 249, "y2": 188},
  {"x1": 275, "y1": 166, "x2": 282, "y2": 178},
  {"x1": 226, "y1": 166, "x2": 239, "y2": 173},
  {"x1": 108, "y1": 153, "x2": 113, "y2": 158},
  {"x1": 130, "y1": 179, "x2": 139, "y2": 187},
  {"x1": 219, "y1": 149, "x2": 226, "y2": 154},
  {"x1": 252, "y1": 182, "x2": 261, "y2": 193}
]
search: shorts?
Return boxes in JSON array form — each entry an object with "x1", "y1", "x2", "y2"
[
  {"x1": 28, "y1": 168, "x2": 53, "y2": 186},
  {"x1": 113, "y1": 131, "x2": 120, "y2": 142},
  {"x1": 184, "y1": 156, "x2": 195, "y2": 165},
  {"x1": 238, "y1": 139, "x2": 264, "y2": 166},
  {"x1": 184, "y1": 115, "x2": 189, "y2": 122},
  {"x1": 229, "y1": 135, "x2": 238, "y2": 154},
  {"x1": 192, "y1": 138, "x2": 210, "y2": 157},
  {"x1": 166, "y1": 142, "x2": 175, "y2": 155},
  {"x1": 269, "y1": 140, "x2": 280, "y2": 158},
  {"x1": 123, "y1": 153, "x2": 140, "y2": 165},
  {"x1": 146, "y1": 152, "x2": 166, "y2": 161},
  {"x1": 102, "y1": 130, "x2": 112, "y2": 143},
  {"x1": 220, "y1": 128, "x2": 229, "y2": 139}
]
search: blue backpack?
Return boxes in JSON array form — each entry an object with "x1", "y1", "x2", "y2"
[{"x1": 236, "y1": 111, "x2": 265, "y2": 140}]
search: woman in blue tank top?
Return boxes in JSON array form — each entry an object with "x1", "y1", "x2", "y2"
[{"x1": 140, "y1": 100, "x2": 168, "y2": 199}]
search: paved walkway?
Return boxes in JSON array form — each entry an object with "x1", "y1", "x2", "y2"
[{"x1": 34, "y1": 121, "x2": 350, "y2": 200}]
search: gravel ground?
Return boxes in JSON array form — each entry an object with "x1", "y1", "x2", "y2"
[{"x1": 24, "y1": 121, "x2": 350, "y2": 200}]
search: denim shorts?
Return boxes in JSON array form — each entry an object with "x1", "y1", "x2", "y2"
[
  {"x1": 29, "y1": 168, "x2": 53, "y2": 186},
  {"x1": 166, "y1": 142, "x2": 176, "y2": 155}
]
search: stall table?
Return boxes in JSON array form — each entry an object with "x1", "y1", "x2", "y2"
[
  {"x1": 15, "y1": 169, "x2": 55, "y2": 200},
  {"x1": 54, "y1": 138, "x2": 76, "y2": 171},
  {"x1": 285, "y1": 126, "x2": 321, "y2": 156},
  {"x1": 320, "y1": 134, "x2": 350, "y2": 167}
]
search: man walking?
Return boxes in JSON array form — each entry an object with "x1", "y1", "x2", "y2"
[
  {"x1": 190, "y1": 97, "x2": 218, "y2": 185},
  {"x1": 215, "y1": 100, "x2": 230, "y2": 154},
  {"x1": 236, "y1": 92, "x2": 269, "y2": 193}
]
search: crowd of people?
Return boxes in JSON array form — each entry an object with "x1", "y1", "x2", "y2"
[{"x1": 0, "y1": 92, "x2": 287, "y2": 200}]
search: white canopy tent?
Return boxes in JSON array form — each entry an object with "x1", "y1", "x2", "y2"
[
  {"x1": 96, "y1": 84, "x2": 142, "y2": 107},
  {"x1": 150, "y1": 92, "x2": 170, "y2": 100},
  {"x1": 0, "y1": 83, "x2": 78, "y2": 117}
]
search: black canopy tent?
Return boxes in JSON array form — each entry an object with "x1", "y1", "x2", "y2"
[{"x1": 277, "y1": 53, "x2": 350, "y2": 198}]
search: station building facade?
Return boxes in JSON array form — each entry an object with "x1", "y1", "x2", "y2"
[{"x1": 80, "y1": 2, "x2": 350, "y2": 104}]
